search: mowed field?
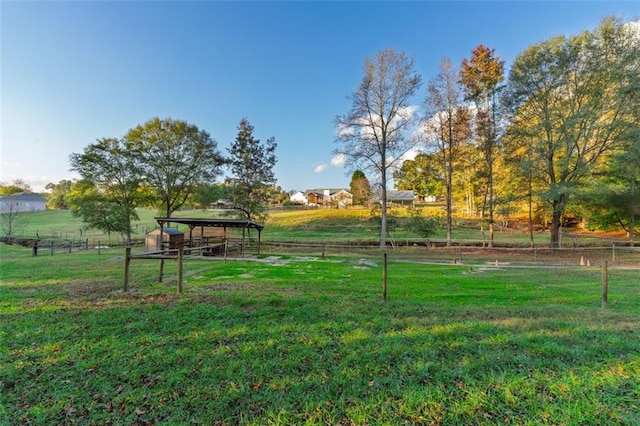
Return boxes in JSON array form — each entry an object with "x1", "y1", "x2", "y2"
[{"x1": 1, "y1": 209, "x2": 640, "y2": 424}]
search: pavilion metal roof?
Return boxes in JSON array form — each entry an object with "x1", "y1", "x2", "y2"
[{"x1": 155, "y1": 217, "x2": 264, "y2": 230}]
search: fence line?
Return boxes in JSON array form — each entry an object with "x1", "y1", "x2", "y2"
[
  {"x1": 260, "y1": 241, "x2": 640, "y2": 267},
  {"x1": 6, "y1": 233, "x2": 640, "y2": 266}
]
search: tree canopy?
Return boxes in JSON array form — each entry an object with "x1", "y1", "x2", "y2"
[
  {"x1": 504, "y1": 17, "x2": 637, "y2": 247},
  {"x1": 69, "y1": 137, "x2": 145, "y2": 242},
  {"x1": 125, "y1": 117, "x2": 224, "y2": 218}
]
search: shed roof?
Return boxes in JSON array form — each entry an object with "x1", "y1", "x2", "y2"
[
  {"x1": 147, "y1": 227, "x2": 183, "y2": 235},
  {"x1": 387, "y1": 190, "x2": 415, "y2": 201}
]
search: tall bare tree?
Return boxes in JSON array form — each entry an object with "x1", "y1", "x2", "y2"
[
  {"x1": 335, "y1": 48, "x2": 422, "y2": 247},
  {"x1": 423, "y1": 57, "x2": 471, "y2": 246}
]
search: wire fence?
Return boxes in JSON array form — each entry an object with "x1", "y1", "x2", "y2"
[
  {"x1": 4, "y1": 232, "x2": 640, "y2": 268},
  {"x1": 260, "y1": 241, "x2": 640, "y2": 268},
  {"x1": 1, "y1": 236, "x2": 145, "y2": 256}
]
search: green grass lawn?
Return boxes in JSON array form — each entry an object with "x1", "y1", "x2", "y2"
[{"x1": 2, "y1": 243, "x2": 639, "y2": 424}]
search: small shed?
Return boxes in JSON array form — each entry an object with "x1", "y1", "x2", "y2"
[
  {"x1": 387, "y1": 190, "x2": 416, "y2": 207},
  {"x1": 145, "y1": 227, "x2": 184, "y2": 252}
]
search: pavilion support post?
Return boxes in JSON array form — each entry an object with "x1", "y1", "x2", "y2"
[
  {"x1": 242, "y1": 228, "x2": 246, "y2": 257},
  {"x1": 257, "y1": 229, "x2": 261, "y2": 255}
]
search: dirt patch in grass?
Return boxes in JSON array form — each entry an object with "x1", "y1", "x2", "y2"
[
  {"x1": 197, "y1": 282, "x2": 303, "y2": 294},
  {"x1": 64, "y1": 280, "x2": 121, "y2": 299}
]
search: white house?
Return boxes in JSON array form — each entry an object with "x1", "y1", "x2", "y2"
[
  {"x1": 0, "y1": 193, "x2": 47, "y2": 214},
  {"x1": 289, "y1": 191, "x2": 308, "y2": 204}
]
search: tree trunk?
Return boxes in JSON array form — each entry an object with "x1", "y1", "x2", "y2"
[
  {"x1": 446, "y1": 182, "x2": 452, "y2": 247},
  {"x1": 528, "y1": 180, "x2": 534, "y2": 248},
  {"x1": 380, "y1": 183, "x2": 388, "y2": 248},
  {"x1": 630, "y1": 176, "x2": 636, "y2": 247},
  {"x1": 480, "y1": 185, "x2": 488, "y2": 247},
  {"x1": 550, "y1": 207, "x2": 562, "y2": 249},
  {"x1": 446, "y1": 159, "x2": 452, "y2": 247},
  {"x1": 487, "y1": 157, "x2": 494, "y2": 248}
]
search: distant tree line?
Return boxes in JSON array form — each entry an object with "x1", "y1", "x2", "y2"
[{"x1": 335, "y1": 16, "x2": 639, "y2": 248}]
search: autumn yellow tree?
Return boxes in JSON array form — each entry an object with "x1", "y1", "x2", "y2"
[
  {"x1": 504, "y1": 18, "x2": 636, "y2": 248},
  {"x1": 460, "y1": 45, "x2": 504, "y2": 247},
  {"x1": 335, "y1": 49, "x2": 422, "y2": 247}
]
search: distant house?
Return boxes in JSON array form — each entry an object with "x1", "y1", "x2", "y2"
[
  {"x1": 0, "y1": 193, "x2": 47, "y2": 214},
  {"x1": 305, "y1": 189, "x2": 324, "y2": 205},
  {"x1": 329, "y1": 189, "x2": 353, "y2": 209},
  {"x1": 209, "y1": 199, "x2": 233, "y2": 210},
  {"x1": 386, "y1": 190, "x2": 415, "y2": 207},
  {"x1": 289, "y1": 191, "x2": 307, "y2": 204},
  {"x1": 304, "y1": 188, "x2": 353, "y2": 208}
]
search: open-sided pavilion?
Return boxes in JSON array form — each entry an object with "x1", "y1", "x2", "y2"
[{"x1": 154, "y1": 217, "x2": 265, "y2": 255}]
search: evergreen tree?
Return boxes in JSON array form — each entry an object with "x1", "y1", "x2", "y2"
[
  {"x1": 227, "y1": 118, "x2": 278, "y2": 222},
  {"x1": 349, "y1": 170, "x2": 371, "y2": 205}
]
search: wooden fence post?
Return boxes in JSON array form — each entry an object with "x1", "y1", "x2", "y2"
[
  {"x1": 601, "y1": 260, "x2": 608, "y2": 309},
  {"x1": 158, "y1": 259, "x2": 165, "y2": 283},
  {"x1": 177, "y1": 248, "x2": 184, "y2": 294},
  {"x1": 124, "y1": 247, "x2": 131, "y2": 292},
  {"x1": 382, "y1": 252, "x2": 388, "y2": 302}
]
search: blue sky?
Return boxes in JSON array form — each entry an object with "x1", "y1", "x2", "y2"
[{"x1": 2, "y1": 1, "x2": 639, "y2": 193}]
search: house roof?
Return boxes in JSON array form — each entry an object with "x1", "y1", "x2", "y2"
[
  {"x1": 387, "y1": 190, "x2": 415, "y2": 201},
  {"x1": 0, "y1": 193, "x2": 46, "y2": 202},
  {"x1": 304, "y1": 188, "x2": 350, "y2": 196}
]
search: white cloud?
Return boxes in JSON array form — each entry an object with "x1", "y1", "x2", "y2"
[
  {"x1": 400, "y1": 146, "x2": 424, "y2": 163},
  {"x1": 330, "y1": 153, "x2": 346, "y2": 167},
  {"x1": 314, "y1": 163, "x2": 328, "y2": 173}
]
